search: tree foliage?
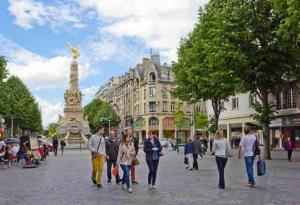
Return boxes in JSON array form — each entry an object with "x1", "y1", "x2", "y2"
[
  {"x1": 0, "y1": 57, "x2": 42, "y2": 135},
  {"x1": 0, "y1": 56, "x2": 8, "y2": 83},
  {"x1": 172, "y1": 0, "x2": 244, "y2": 134},
  {"x1": 172, "y1": 102, "x2": 185, "y2": 129},
  {"x1": 173, "y1": 0, "x2": 300, "y2": 159},
  {"x1": 195, "y1": 111, "x2": 209, "y2": 130},
  {"x1": 84, "y1": 98, "x2": 120, "y2": 133},
  {"x1": 44, "y1": 122, "x2": 58, "y2": 138}
]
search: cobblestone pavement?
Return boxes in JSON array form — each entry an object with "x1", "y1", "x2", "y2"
[{"x1": 0, "y1": 149, "x2": 300, "y2": 205}]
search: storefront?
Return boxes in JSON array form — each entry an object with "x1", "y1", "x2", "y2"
[{"x1": 270, "y1": 115, "x2": 300, "y2": 148}]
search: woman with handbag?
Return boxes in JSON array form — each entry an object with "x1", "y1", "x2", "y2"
[
  {"x1": 116, "y1": 133, "x2": 136, "y2": 193},
  {"x1": 212, "y1": 129, "x2": 231, "y2": 189},
  {"x1": 143, "y1": 132, "x2": 162, "y2": 189}
]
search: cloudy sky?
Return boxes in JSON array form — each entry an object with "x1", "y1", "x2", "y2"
[{"x1": 0, "y1": 0, "x2": 208, "y2": 127}]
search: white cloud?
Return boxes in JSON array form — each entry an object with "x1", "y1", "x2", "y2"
[
  {"x1": 74, "y1": 0, "x2": 209, "y2": 60},
  {"x1": 0, "y1": 35, "x2": 93, "y2": 90},
  {"x1": 8, "y1": 0, "x2": 83, "y2": 30},
  {"x1": 82, "y1": 86, "x2": 99, "y2": 96},
  {"x1": 35, "y1": 97, "x2": 63, "y2": 127}
]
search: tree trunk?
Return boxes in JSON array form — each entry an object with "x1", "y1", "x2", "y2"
[
  {"x1": 211, "y1": 98, "x2": 221, "y2": 135},
  {"x1": 263, "y1": 122, "x2": 271, "y2": 160},
  {"x1": 261, "y1": 91, "x2": 272, "y2": 160}
]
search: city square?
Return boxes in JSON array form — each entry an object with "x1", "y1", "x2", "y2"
[
  {"x1": 1, "y1": 149, "x2": 300, "y2": 205},
  {"x1": 1, "y1": 0, "x2": 300, "y2": 205}
]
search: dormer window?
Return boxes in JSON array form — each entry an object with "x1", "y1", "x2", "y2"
[{"x1": 149, "y1": 72, "x2": 156, "y2": 83}]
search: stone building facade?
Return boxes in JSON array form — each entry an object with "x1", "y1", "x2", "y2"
[
  {"x1": 206, "y1": 82, "x2": 300, "y2": 148},
  {"x1": 96, "y1": 54, "x2": 205, "y2": 142}
]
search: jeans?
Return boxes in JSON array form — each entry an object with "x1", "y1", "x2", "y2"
[
  {"x1": 215, "y1": 156, "x2": 228, "y2": 188},
  {"x1": 146, "y1": 160, "x2": 159, "y2": 185},
  {"x1": 244, "y1": 156, "x2": 255, "y2": 185},
  {"x1": 193, "y1": 154, "x2": 198, "y2": 170},
  {"x1": 107, "y1": 160, "x2": 120, "y2": 181},
  {"x1": 120, "y1": 164, "x2": 131, "y2": 188}
]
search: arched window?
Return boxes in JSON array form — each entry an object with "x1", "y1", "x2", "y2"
[
  {"x1": 149, "y1": 117, "x2": 159, "y2": 126},
  {"x1": 149, "y1": 72, "x2": 156, "y2": 83},
  {"x1": 163, "y1": 117, "x2": 174, "y2": 126}
]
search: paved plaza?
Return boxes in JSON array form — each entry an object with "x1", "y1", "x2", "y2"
[{"x1": 0, "y1": 149, "x2": 299, "y2": 205}]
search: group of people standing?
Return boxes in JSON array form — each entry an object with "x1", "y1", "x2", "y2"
[{"x1": 88, "y1": 125, "x2": 162, "y2": 193}]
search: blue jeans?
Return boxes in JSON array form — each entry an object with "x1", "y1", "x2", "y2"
[
  {"x1": 244, "y1": 156, "x2": 255, "y2": 185},
  {"x1": 146, "y1": 160, "x2": 159, "y2": 185},
  {"x1": 216, "y1": 157, "x2": 228, "y2": 188},
  {"x1": 120, "y1": 164, "x2": 131, "y2": 188}
]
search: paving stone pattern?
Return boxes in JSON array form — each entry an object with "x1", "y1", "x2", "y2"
[{"x1": 0, "y1": 149, "x2": 299, "y2": 205}]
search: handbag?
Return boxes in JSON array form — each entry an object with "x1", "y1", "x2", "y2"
[
  {"x1": 225, "y1": 140, "x2": 232, "y2": 158},
  {"x1": 91, "y1": 137, "x2": 102, "y2": 158},
  {"x1": 257, "y1": 160, "x2": 266, "y2": 176},
  {"x1": 132, "y1": 158, "x2": 140, "y2": 166},
  {"x1": 112, "y1": 166, "x2": 119, "y2": 176}
]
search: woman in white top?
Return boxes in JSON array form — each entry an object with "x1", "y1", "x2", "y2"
[{"x1": 212, "y1": 129, "x2": 231, "y2": 189}]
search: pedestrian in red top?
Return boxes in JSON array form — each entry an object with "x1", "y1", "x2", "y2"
[{"x1": 284, "y1": 137, "x2": 295, "y2": 162}]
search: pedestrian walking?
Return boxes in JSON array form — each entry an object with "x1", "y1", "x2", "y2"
[
  {"x1": 193, "y1": 136, "x2": 202, "y2": 170},
  {"x1": 238, "y1": 126, "x2": 260, "y2": 188},
  {"x1": 105, "y1": 130, "x2": 121, "y2": 184},
  {"x1": 60, "y1": 139, "x2": 66, "y2": 156},
  {"x1": 128, "y1": 127, "x2": 139, "y2": 184},
  {"x1": 52, "y1": 136, "x2": 58, "y2": 156},
  {"x1": 88, "y1": 125, "x2": 107, "y2": 188},
  {"x1": 144, "y1": 132, "x2": 162, "y2": 189},
  {"x1": 284, "y1": 137, "x2": 295, "y2": 162},
  {"x1": 116, "y1": 133, "x2": 136, "y2": 193},
  {"x1": 184, "y1": 137, "x2": 194, "y2": 170},
  {"x1": 212, "y1": 130, "x2": 231, "y2": 189}
]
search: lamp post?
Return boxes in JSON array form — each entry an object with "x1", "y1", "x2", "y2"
[{"x1": 101, "y1": 117, "x2": 111, "y2": 136}]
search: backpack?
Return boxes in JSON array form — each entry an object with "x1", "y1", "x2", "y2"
[
  {"x1": 60, "y1": 140, "x2": 66, "y2": 146},
  {"x1": 252, "y1": 139, "x2": 260, "y2": 156}
]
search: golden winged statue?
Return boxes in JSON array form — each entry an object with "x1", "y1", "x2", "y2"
[{"x1": 67, "y1": 42, "x2": 80, "y2": 60}]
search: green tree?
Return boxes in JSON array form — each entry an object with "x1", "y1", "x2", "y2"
[
  {"x1": 172, "y1": 1, "x2": 244, "y2": 135},
  {"x1": 0, "y1": 56, "x2": 8, "y2": 83},
  {"x1": 195, "y1": 111, "x2": 209, "y2": 130},
  {"x1": 197, "y1": 0, "x2": 300, "y2": 159},
  {"x1": 173, "y1": 103, "x2": 185, "y2": 129},
  {"x1": 5, "y1": 76, "x2": 43, "y2": 133},
  {"x1": 44, "y1": 123, "x2": 58, "y2": 138},
  {"x1": 84, "y1": 98, "x2": 120, "y2": 133}
]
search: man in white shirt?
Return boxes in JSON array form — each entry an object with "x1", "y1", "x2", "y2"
[
  {"x1": 89, "y1": 125, "x2": 106, "y2": 188},
  {"x1": 238, "y1": 126, "x2": 258, "y2": 187}
]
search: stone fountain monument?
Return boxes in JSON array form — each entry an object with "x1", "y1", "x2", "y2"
[{"x1": 58, "y1": 43, "x2": 90, "y2": 146}]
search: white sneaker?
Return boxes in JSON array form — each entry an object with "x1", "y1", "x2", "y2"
[
  {"x1": 148, "y1": 184, "x2": 152, "y2": 189},
  {"x1": 152, "y1": 185, "x2": 156, "y2": 189},
  {"x1": 122, "y1": 184, "x2": 127, "y2": 190},
  {"x1": 128, "y1": 187, "x2": 133, "y2": 193}
]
